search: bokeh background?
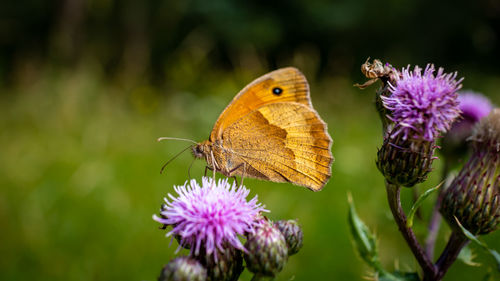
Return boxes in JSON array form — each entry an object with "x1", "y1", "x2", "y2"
[{"x1": 1, "y1": 0, "x2": 500, "y2": 280}]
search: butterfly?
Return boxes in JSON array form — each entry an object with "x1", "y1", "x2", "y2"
[{"x1": 190, "y1": 67, "x2": 333, "y2": 191}]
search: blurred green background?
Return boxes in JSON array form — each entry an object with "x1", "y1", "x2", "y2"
[{"x1": 1, "y1": 0, "x2": 499, "y2": 280}]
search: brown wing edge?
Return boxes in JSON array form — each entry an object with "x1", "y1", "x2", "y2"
[{"x1": 298, "y1": 104, "x2": 334, "y2": 192}]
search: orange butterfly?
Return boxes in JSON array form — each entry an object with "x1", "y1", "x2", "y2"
[{"x1": 181, "y1": 67, "x2": 334, "y2": 191}]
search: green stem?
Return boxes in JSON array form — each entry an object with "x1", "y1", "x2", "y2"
[
  {"x1": 425, "y1": 159, "x2": 451, "y2": 259},
  {"x1": 434, "y1": 231, "x2": 469, "y2": 281},
  {"x1": 385, "y1": 181, "x2": 437, "y2": 280}
]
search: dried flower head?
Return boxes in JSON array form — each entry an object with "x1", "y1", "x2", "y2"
[
  {"x1": 383, "y1": 64, "x2": 462, "y2": 141},
  {"x1": 154, "y1": 177, "x2": 267, "y2": 258}
]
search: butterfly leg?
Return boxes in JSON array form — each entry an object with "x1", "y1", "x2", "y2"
[
  {"x1": 227, "y1": 162, "x2": 246, "y2": 188},
  {"x1": 232, "y1": 176, "x2": 239, "y2": 187},
  {"x1": 210, "y1": 150, "x2": 219, "y2": 183},
  {"x1": 204, "y1": 166, "x2": 212, "y2": 176},
  {"x1": 240, "y1": 163, "x2": 246, "y2": 188}
]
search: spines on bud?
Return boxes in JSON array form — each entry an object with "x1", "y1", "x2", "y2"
[
  {"x1": 470, "y1": 108, "x2": 500, "y2": 151},
  {"x1": 159, "y1": 256, "x2": 207, "y2": 281},
  {"x1": 274, "y1": 220, "x2": 303, "y2": 256},
  {"x1": 377, "y1": 131, "x2": 435, "y2": 187},
  {"x1": 244, "y1": 221, "x2": 288, "y2": 277},
  {"x1": 195, "y1": 245, "x2": 243, "y2": 281},
  {"x1": 440, "y1": 109, "x2": 500, "y2": 235}
]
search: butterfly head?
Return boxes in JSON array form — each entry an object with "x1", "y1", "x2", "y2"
[{"x1": 192, "y1": 140, "x2": 211, "y2": 160}]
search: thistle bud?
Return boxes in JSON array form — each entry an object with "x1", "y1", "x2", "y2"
[
  {"x1": 440, "y1": 109, "x2": 500, "y2": 235},
  {"x1": 377, "y1": 132, "x2": 435, "y2": 187},
  {"x1": 195, "y1": 245, "x2": 243, "y2": 281},
  {"x1": 274, "y1": 220, "x2": 303, "y2": 256},
  {"x1": 159, "y1": 256, "x2": 207, "y2": 281},
  {"x1": 244, "y1": 221, "x2": 288, "y2": 277}
]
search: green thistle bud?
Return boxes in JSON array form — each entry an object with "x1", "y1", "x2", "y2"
[
  {"x1": 274, "y1": 220, "x2": 303, "y2": 256},
  {"x1": 440, "y1": 109, "x2": 500, "y2": 235},
  {"x1": 159, "y1": 256, "x2": 207, "y2": 281},
  {"x1": 244, "y1": 221, "x2": 288, "y2": 277},
  {"x1": 377, "y1": 131, "x2": 435, "y2": 187},
  {"x1": 195, "y1": 245, "x2": 243, "y2": 281}
]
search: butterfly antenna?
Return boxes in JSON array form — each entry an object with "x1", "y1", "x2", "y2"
[
  {"x1": 187, "y1": 157, "x2": 196, "y2": 178},
  {"x1": 160, "y1": 145, "x2": 193, "y2": 174},
  {"x1": 157, "y1": 137, "x2": 197, "y2": 144}
]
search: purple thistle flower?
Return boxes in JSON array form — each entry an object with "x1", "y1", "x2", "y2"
[
  {"x1": 154, "y1": 177, "x2": 268, "y2": 259},
  {"x1": 458, "y1": 91, "x2": 493, "y2": 123},
  {"x1": 440, "y1": 91, "x2": 493, "y2": 162},
  {"x1": 382, "y1": 64, "x2": 463, "y2": 141}
]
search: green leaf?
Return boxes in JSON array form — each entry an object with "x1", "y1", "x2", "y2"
[
  {"x1": 379, "y1": 271, "x2": 420, "y2": 281},
  {"x1": 348, "y1": 194, "x2": 422, "y2": 281},
  {"x1": 347, "y1": 193, "x2": 379, "y2": 269},
  {"x1": 406, "y1": 182, "x2": 442, "y2": 228},
  {"x1": 457, "y1": 244, "x2": 481, "y2": 267},
  {"x1": 488, "y1": 250, "x2": 500, "y2": 272},
  {"x1": 455, "y1": 217, "x2": 500, "y2": 272}
]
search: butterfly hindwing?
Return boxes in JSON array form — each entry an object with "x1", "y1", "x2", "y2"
[{"x1": 220, "y1": 102, "x2": 333, "y2": 191}]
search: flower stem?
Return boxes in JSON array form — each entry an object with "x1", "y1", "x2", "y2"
[
  {"x1": 385, "y1": 181, "x2": 437, "y2": 279},
  {"x1": 425, "y1": 202, "x2": 442, "y2": 259},
  {"x1": 434, "y1": 231, "x2": 469, "y2": 281},
  {"x1": 425, "y1": 159, "x2": 451, "y2": 259}
]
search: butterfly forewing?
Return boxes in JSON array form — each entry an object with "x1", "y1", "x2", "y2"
[{"x1": 210, "y1": 67, "x2": 310, "y2": 141}]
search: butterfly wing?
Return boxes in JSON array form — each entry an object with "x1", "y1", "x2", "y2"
[
  {"x1": 220, "y1": 102, "x2": 333, "y2": 191},
  {"x1": 210, "y1": 67, "x2": 311, "y2": 141}
]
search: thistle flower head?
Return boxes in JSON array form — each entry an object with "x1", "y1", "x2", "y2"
[
  {"x1": 154, "y1": 177, "x2": 268, "y2": 259},
  {"x1": 458, "y1": 91, "x2": 493, "y2": 123},
  {"x1": 383, "y1": 64, "x2": 462, "y2": 141},
  {"x1": 441, "y1": 92, "x2": 493, "y2": 162}
]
